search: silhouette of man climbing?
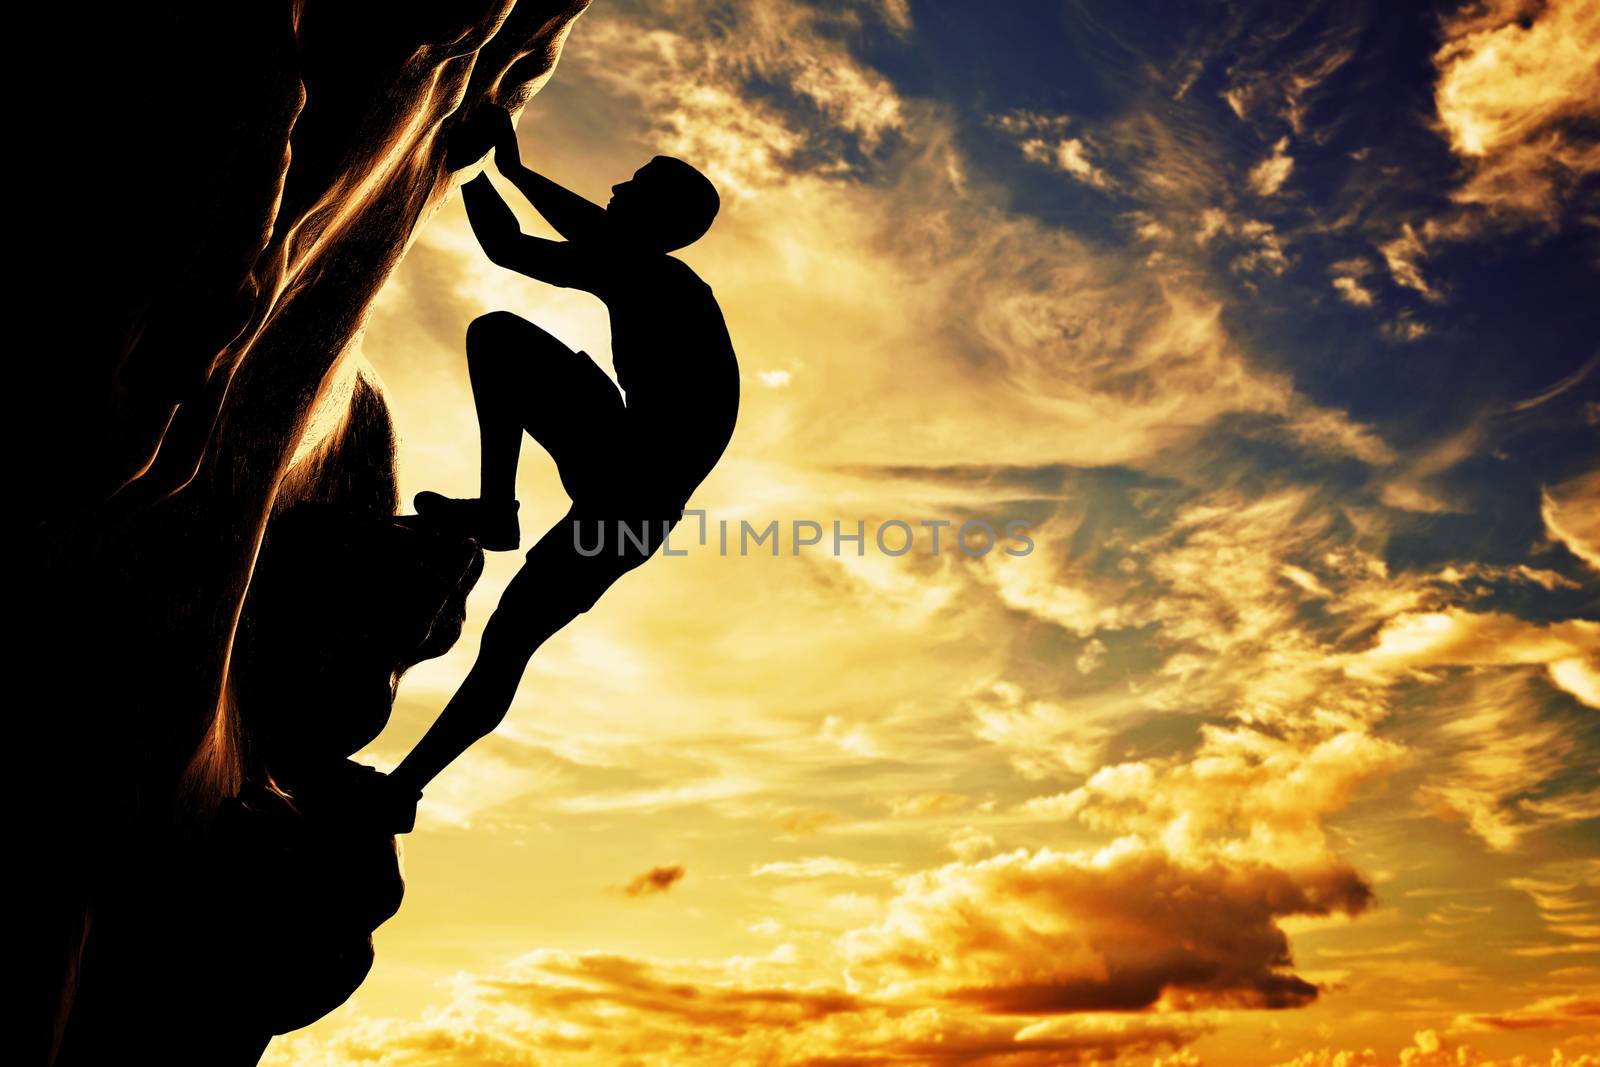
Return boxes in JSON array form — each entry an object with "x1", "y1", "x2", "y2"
[{"x1": 392, "y1": 105, "x2": 739, "y2": 794}]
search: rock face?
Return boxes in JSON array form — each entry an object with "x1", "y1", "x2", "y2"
[{"x1": 26, "y1": 3, "x2": 589, "y2": 1062}]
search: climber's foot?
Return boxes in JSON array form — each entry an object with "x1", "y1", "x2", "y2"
[{"x1": 413, "y1": 492, "x2": 521, "y2": 551}]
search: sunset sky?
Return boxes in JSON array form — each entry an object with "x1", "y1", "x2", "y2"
[{"x1": 267, "y1": 0, "x2": 1597, "y2": 1063}]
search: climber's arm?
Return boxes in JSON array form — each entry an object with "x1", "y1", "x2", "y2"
[
  {"x1": 462, "y1": 174, "x2": 594, "y2": 290},
  {"x1": 501, "y1": 165, "x2": 610, "y2": 245},
  {"x1": 482, "y1": 106, "x2": 609, "y2": 243}
]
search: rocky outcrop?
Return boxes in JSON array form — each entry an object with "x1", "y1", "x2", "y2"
[{"x1": 26, "y1": 3, "x2": 590, "y2": 1062}]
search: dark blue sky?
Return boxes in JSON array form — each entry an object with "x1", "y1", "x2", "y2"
[{"x1": 796, "y1": 0, "x2": 1598, "y2": 582}]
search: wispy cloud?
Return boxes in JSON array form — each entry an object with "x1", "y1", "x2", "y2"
[
  {"x1": 1433, "y1": 0, "x2": 1600, "y2": 226},
  {"x1": 1249, "y1": 136, "x2": 1296, "y2": 197},
  {"x1": 1542, "y1": 469, "x2": 1600, "y2": 571}
]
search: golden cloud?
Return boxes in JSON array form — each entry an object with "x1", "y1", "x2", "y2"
[
  {"x1": 263, "y1": 948, "x2": 1208, "y2": 1066},
  {"x1": 1542, "y1": 469, "x2": 1600, "y2": 571},
  {"x1": 1379, "y1": 224, "x2": 1437, "y2": 299},
  {"x1": 842, "y1": 839, "x2": 1371, "y2": 1012},
  {"x1": 1411, "y1": 672, "x2": 1590, "y2": 850},
  {"x1": 968, "y1": 679, "x2": 1126, "y2": 780},
  {"x1": 1269, "y1": 1027, "x2": 1599, "y2": 1066},
  {"x1": 623, "y1": 864, "x2": 687, "y2": 896},
  {"x1": 1343, "y1": 609, "x2": 1600, "y2": 699},
  {"x1": 1020, "y1": 134, "x2": 1116, "y2": 189},
  {"x1": 1508, "y1": 862, "x2": 1600, "y2": 955},
  {"x1": 1434, "y1": 0, "x2": 1600, "y2": 223},
  {"x1": 1359, "y1": 0, "x2": 1600, "y2": 326},
  {"x1": 1456, "y1": 994, "x2": 1600, "y2": 1032},
  {"x1": 1248, "y1": 136, "x2": 1295, "y2": 197},
  {"x1": 1032, "y1": 723, "x2": 1406, "y2": 867}
]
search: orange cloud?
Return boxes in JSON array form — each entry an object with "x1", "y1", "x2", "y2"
[
  {"x1": 772, "y1": 808, "x2": 843, "y2": 836},
  {"x1": 1455, "y1": 993, "x2": 1600, "y2": 1032},
  {"x1": 1542, "y1": 469, "x2": 1600, "y2": 571},
  {"x1": 1410, "y1": 673, "x2": 1592, "y2": 850},
  {"x1": 623, "y1": 865, "x2": 686, "y2": 896},
  {"x1": 843, "y1": 840, "x2": 1371, "y2": 1012},
  {"x1": 1270, "y1": 1027, "x2": 1599, "y2": 1066},
  {"x1": 1506, "y1": 866, "x2": 1600, "y2": 956},
  {"x1": 751, "y1": 856, "x2": 899, "y2": 880},
  {"x1": 1344, "y1": 610, "x2": 1599, "y2": 686},
  {"x1": 887, "y1": 792, "x2": 970, "y2": 817},
  {"x1": 1030, "y1": 723, "x2": 1406, "y2": 866},
  {"x1": 1019, "y1": 134, "x2": 1116, "y2": 189},
  {"x1": 1369, "y1": 0, "x2": 1600, "y2": 313},
  {"x1": 264, "y1": 948, "x2": 1208, "y2": 1066},
  {"x1": 1248, "y1": 136, "x2": 1295, "y2": 197},
  {"x1": 1433, "y1": 0, "x2": 1600, "y2": 224},
  {"x1": 1379, "y1": 224, "x2": 1437, "y2": 299}
]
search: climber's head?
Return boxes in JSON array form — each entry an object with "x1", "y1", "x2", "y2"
[{"x1": 607, "y1": 156, "x2": 720, "y2": 252}]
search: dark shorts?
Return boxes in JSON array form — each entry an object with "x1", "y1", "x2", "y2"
[{"x1": 469, "y1": 314, "x2": 719, "y2": 559}]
